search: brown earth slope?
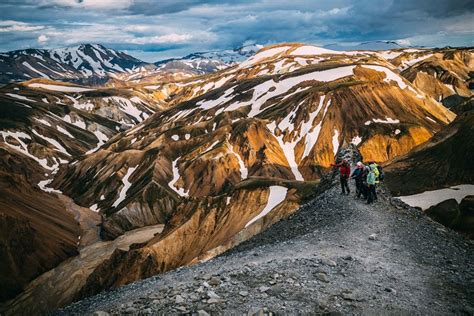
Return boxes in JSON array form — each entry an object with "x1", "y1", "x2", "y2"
[
  {"x1": 384, "y1": 110, "x2": 474, "y2": 196},
  {"x1": 0, "y1": 146, "x2": 80, "y2": 302}
]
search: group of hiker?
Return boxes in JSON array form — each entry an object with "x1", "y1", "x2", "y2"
[{"x1": 330, "y1": 159, "x2": 384, "y2": 204}]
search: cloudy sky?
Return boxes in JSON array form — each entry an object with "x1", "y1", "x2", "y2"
[{"x1": 1, "y1": 0, "x2": 473, "y2": 61}]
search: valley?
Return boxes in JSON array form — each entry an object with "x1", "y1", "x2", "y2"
[{"x1": 0, "y1": 42, "x2": 472, "y2": 314}]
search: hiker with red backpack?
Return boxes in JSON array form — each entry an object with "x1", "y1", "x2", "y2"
[{"x1": 331, "y1": 159, "x2": 351, "y2": 195}]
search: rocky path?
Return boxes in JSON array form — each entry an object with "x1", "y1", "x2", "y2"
[{"x1": 58, "y1": 179, "x2": 474, "y2": 315}]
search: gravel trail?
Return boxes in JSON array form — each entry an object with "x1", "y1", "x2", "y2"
[{"x1": 58, "y1": 174, "x2": 474, "y2": 315}]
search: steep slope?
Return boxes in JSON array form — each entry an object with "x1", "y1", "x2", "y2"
[
  {"x1": 0, "y1": 44, "x2": 148, "y2": 85},
  {"x1": 384, "y1": 110, "x2": 474, "y2": 236},
  {"x1": 0, "y1": 79, "x2": 160, "y2": 178},
  {"x1": 384, "y1": 110, "x2": 474, "y2": 196},
  {"x1": 57, "y1": 177, "x2": 474, "y2": 315},
  {"x1": 39, "y1": 44, "x2": 456, "y2": 306},
  {"x1": 395, "y1": 48, "x2": 473, "y2": 111},
  {"x1": 0, "y1": 146, "x2": 80, "y2": 302},
  {"x1": 0, "y1": 78, "x2": 160, "y2": 302}
]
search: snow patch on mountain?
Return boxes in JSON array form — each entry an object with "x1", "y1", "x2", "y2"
[
  {"x1": 169, "y1": 158, "x2": 188, "y2": 197},
  {"x1": 112, "y1": 165, "x2": 138, "y2": 207},
  {"x1": 245, "y1": 185, "x2": 288, "y2": 227},
  {"x1": 29, "y1": 83, "x2": 94, "y2": 92},
  {"x1": 397, "y1": 185, "x2": 474, "y2": 210},
  {"x1": 5, "y1": 93, "x2": 36, "y2": 102}
]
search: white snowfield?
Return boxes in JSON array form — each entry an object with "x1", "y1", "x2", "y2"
[
  {"x1": 227, "y1": 144, "x2": 248, "y2": 179},
  {"x1": 228, "y1": 65, "x2": 356, "y2": 118},
  {"x1": 85, "y1": 130, "x2": 109, "y2": 154},
  {"x1": 363, "y1": 65, "x2": 409, "y2": 89},
  {"x1": 351, "y1": 136, "x2": 362, "y2": 146},
  {"x1": 38, "y1": 178, "x2": 62, "y2": 194},
  {"x1": 56, "y1": 126, "x2": 74, "y2": 138},
  {"x1": 267, "y1": 121, "x2": 304, "y2": 181},
  {"x1": 104, "y1": 96, "x2": 146, "y2": 123},
  {"x1": 32, "y1": 129, "x2": 71, "y2": 156},
  {"x1": 22, "y1": 61, "x2": 49, "y2": 78},
  {"x1": 112, "y1": 166, "x2": 138, "y2": 207},
  {"x1": 332, "y1": 129, "x2": 340, "y2": 157},
  {"x1": 239, "y1": 46, "x2": 292, "y2": 68},
  {"x1": 0, "y1": 130, "x2": 57, "y2": 170},
  {"x1": 396, "y1": 185, "x2": 474, "y2": 210},
  {"x1": 377, "y1": 50, "x2": 404, "y2": 60},
  {"x1": 266, "y1": 95, "x2": 332, "y2": 181},
  {"x1": 290, "y1": 45, "x2": 339, "y2": 56},
  {"x1": 29, "y1": 83, "x2": 94, "y2": 92},
  {"x1": 34, "y1": 118, "x2": 51, "y2": 127},
  {"x1": 63, "y1": 114, "x2": 86, "y2": 129},
  {"x1": 5, "y1": 93, "x2": 36, "y2": 102},
  {"x1": 372, "y1": 117, "x2": 400, "y2": 124},
  {"x1": 245, "y1": 185, "x2": 288, "y2": 227},
  {"x1": 398, "y1": 54, "x2": 433, "y2": 70},
  {"x1": 168, "y1": 158, "x2": 189, "y2": 197}
]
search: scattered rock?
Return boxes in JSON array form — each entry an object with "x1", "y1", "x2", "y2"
[
  {"x1": 321, "y1": 258, "x2": 337, "y2": 267},
  {"x1": 176, "y1": 306, "x2": 187, "y2": 312},
  {"x1": 239, "y1": 290, "x2": 249, "y2": 297},
  {"x1": 207, "y1": 291, "x2": 220, "y2": 299},
  {"x1": 315, "y1": 273, "x2": 330, "y2": 283},
  {"x1": 207, "y1": 298, "x2": 222, "y2": 304},
  {"x1": 385, "y1": 287, "x2": 397, "y2": 294},
  {"x1": 92, "y1": 311, "x2": 109, "y2": 316},
  {"x1": 342, "y1": 292, "x2": 357, "y2": 301},
  {"x1": 208, "y1": 276, "x2": 221, "y2": 287},
  {"x1": 369, "y1": 233, "x2": 377, "y2": 240},
  {"x1": 259, "y1": 286, "x2": 270, "y2": 292},
  {"x1": 175, "y1": 294, "x2": 185, "y2": 304},
  {"x1": 197, "y1": 310, "x2": 210, "y2": 316},
  {"x1": 124, "y1": 306, "x2": 137, "y2": 314}
]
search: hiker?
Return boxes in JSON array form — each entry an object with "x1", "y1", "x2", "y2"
[
  {"x1": 366, "y1": 164, "x2": 377, "y2": 204},
  {"x1": 331, "y1": 159, "x2": 351, "y2": 195},
  {"x1": 368, "y1": 162, "x2": 380, "y2": 201},
  {"x1": 377, "y1": 164, "x2": 385, "y2": 183},
  {"x1": 351, "y1": 162, "x2": 365, "y2": 198},
  {"x1": 361, "y1": 164, "x2": 370, "y2": 200}
]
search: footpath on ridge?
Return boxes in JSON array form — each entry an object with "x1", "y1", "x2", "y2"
[{"x1": 58, "y1": 153, "x2": 474, "y2": 315}]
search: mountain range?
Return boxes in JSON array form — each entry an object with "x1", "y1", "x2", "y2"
[
  {"x1": 0, "y1": 44, "x2": 263, "y2": 87},
  {"x1": 0, "y1": 42, "x2": 472, "y2": 314}
]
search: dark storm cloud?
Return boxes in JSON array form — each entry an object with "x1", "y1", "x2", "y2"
[{"x1": 0, "y1": 0, "x2": 472, "y2": 61}]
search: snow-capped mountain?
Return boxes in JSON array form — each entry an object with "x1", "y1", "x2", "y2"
[
  {"x1": 0, "y1": 43, "x2": 263, "y2": 86},
  {"x1": 0, "y1": 44, "x2": 148, "y2": 85},
  {"x1": 154, "y1": 44, "x2": 263, "y2": 73},
  {"x1": 106, "y1": 44, "x2": 263, "y2": 85}
]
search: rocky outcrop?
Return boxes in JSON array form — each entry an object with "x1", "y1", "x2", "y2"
[
  {"x1": 426, "y1": 196, "x2": 474, "y2": 238},
  {"x1": 398, "y1": 48, "x2": 474, "y2": 110}
]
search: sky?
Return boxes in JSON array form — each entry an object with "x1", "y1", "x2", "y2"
[{"x1": 0, "y1": 0, "x2": 473, "y2": 62}]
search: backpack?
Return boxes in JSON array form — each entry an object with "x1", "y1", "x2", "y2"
[
  {"x1": 378, "y1": 165, "x2": 385, "y2": 181},
  {"x1": 373, "y1": 165, "x2": 380, "y2": 179}
]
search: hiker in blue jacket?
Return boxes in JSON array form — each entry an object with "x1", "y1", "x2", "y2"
[{"x1": 351, "y1": 162, "x2": 365, "y2": 198}]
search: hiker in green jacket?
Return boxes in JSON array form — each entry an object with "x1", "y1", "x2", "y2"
[
  {"x1": 366, "y1": 165, "x2": 377, "y2": 204},
  {"x1": 368, "y1": 162, "x2": 380, "y2": 201}
]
